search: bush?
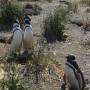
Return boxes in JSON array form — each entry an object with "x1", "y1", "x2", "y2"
[
  {"x1": 24, "y1": 4, "x2": 42, "y2": 16},
  {"x1": 0, "y1": 1, "x2": 23, "y2": 31},
  {"x1": 42, "y1": 6, "x2": 68, "y2": 43}
]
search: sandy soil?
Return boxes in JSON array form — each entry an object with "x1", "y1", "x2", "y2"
[
  {"x1": 30, "y1": 0, "x2": 90, "y2": 89},
  {"x1": 0, "y1": 0, "x2": 90, "y2": 89}
]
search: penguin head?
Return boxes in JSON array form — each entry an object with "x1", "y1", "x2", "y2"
[
  {"x1": 14, "y1": 19, "x2": 19, "y2": 24},
  {"x1": 66, "y1": 54, "x2": 76, "y2": 62},
  {"x1": 13, "y1": 19, "x2": 20, "y2": 28},
  {"x1": 24, "y1": 15, "x2": 31, "y2": 25}
]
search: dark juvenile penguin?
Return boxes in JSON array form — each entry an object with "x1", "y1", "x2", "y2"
[
  {"x1": 64, "y1": 54, "x2": 85, "y2": 90},
  {"x1": 23, "y1": 15, "x2": 33, "y2": 53},
  {"x1": 10, "y1": 19, "x2": 23, "y2": 53}
]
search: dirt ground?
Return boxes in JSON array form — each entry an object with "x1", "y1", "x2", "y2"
[
  {"x1": 0, "y1": 0, "x2": 90, "y2": 89},
  {"x1": 27, "y1": 0, "x2": 90, "y2": 89}
]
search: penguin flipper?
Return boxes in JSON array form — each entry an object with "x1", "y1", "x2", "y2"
[{"x1": 7, "y1": 35, "x2": 13, "y2": 44}]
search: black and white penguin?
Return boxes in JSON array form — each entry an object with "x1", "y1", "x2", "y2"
[
  {"x1": 64, "y1": 54, "x2": 85, "y2": 90},
  {"x1": 10, "y1": 19, "x2": 23, "y2": 53},
  {"x1": 23, "y1": 15, "x2": 33, "y2": 53}
]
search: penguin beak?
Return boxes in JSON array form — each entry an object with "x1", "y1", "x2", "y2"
[{"x1": 65, "y1": 56, "x2": 68, "y2": 59}]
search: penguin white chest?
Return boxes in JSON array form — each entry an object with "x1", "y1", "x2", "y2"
[
  {"x1": 11, "y1": 30, "x2": 23, "y2": 52},
  {"x1": 64, "y1": 65, "x2": 80, "y2": 89},
  {"x1": 23, "y1": 27, "x2": 33, "y2": 49}
]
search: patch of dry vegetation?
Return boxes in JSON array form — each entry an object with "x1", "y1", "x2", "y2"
[
  {"x1": 0, "y1": 37, "x2": 64, "y2": 90},
  {"x1": 80, "y1": 0, "x2": 90, "y2": 6},
  {"x1": 68, "y1": 0, "x2": 79, "y2": 13}
]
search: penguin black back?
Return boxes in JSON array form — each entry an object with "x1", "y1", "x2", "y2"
[
  {"x1": 12, "y1": 19, "x2": 20, "y2": 33},
  {"x1": 13, "y1": 19, "x2": 20, "y2": 28},
  {"x1": 24, "y1": 15, "x2": 31, "y2": 25}
]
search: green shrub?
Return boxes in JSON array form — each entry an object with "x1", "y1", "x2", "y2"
[
  {"x1": 42, "y1": 6, "x2": 68, "y2": 43},
  {"x1": 0, "y1": 1, "x2": 23, "y2": 31}
]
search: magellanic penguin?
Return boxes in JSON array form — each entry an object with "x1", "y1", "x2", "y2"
[
  {"x1": 64, "y1": 54, "x2": 85, "y2": 90},
  {"x1": 10, "y1": 19, "x2": 23, "y2": 54},
  {"x1": 23, "y1": 15, "x2": 33, "y2": 54}
]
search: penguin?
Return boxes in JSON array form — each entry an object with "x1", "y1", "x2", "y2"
[
  {"x1": 10, "y1": 19, "x2": 23, "y2": 54},
  {"x1": 23, "y1": 15, "x2": 33, "y2": 54},
  {"x1": 64, "y1": 54, "x2": 85, "y2": 90}
]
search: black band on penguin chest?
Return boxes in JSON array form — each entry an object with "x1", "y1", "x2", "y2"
[
  {"x1": 13, "y1": 24, "x2": 20, "y2": 33},
  {"x1": 25, "y1": 26, "x2": 32, "y2": 30},
  {"x1": 12, "y1": 29, "x2": 19, "y2": 39},
  {"x1": 13, "y1": 28, "x2": 19, "y2": 33}
]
